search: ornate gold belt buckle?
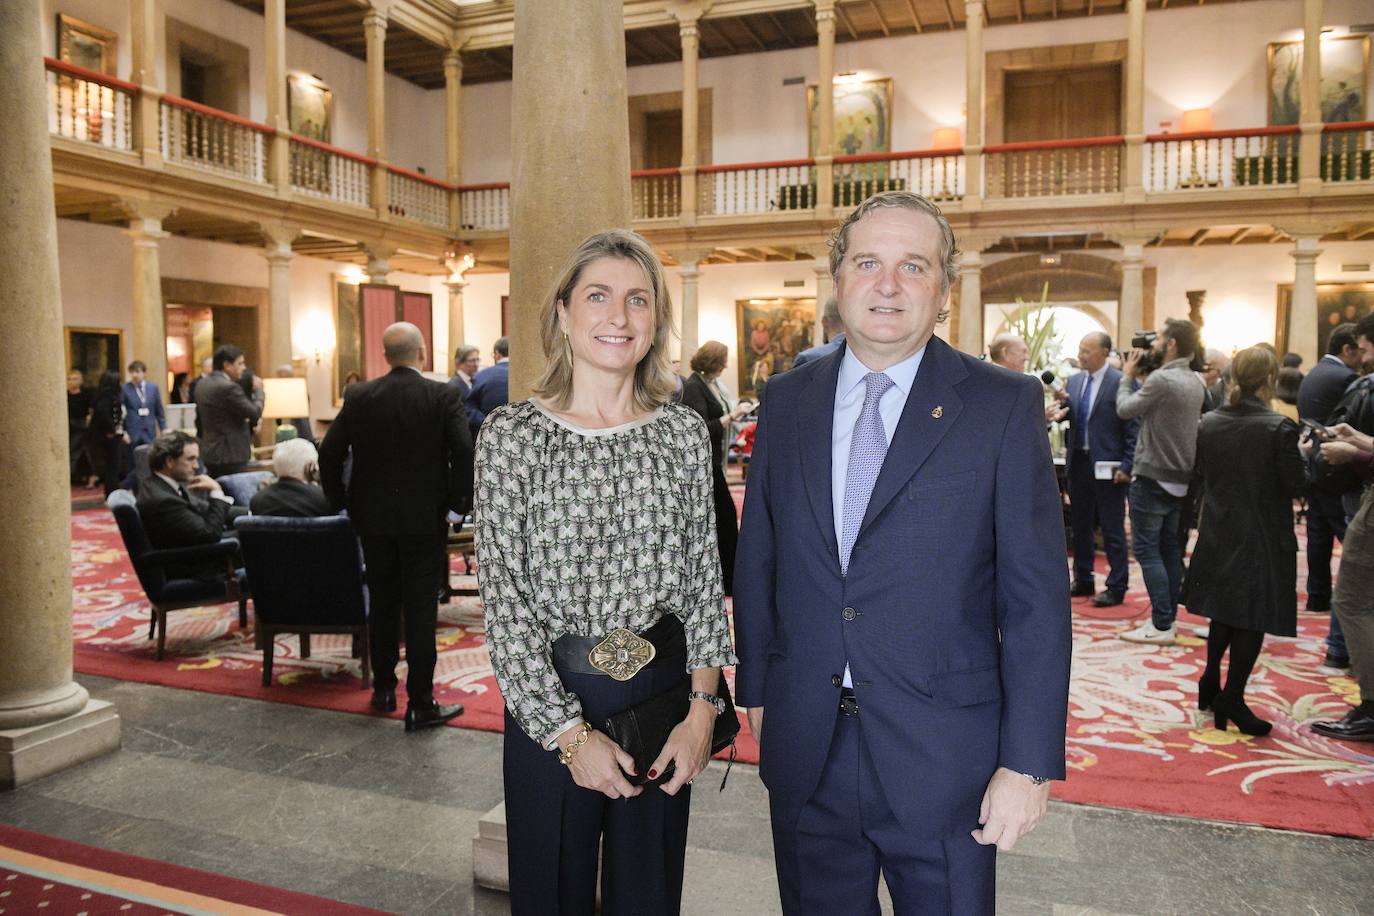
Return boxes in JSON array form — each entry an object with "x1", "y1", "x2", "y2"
[{"x1": 588, "y1": 628, "x2": 656, "y2": 681}]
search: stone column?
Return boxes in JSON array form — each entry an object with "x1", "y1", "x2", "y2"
[
  {"x1": 673, "y1": 250, "x2": 712, "y2": 362},
  {"x1": 677, "y1": 10, "x2": 702, "y2": 225},
  {"x1": 126, "y1": 204, "x2": 172, "y2": 390},
  {"x1": 444, "y1": 44, "x2": 464, "y2": 231},
  {"x1": 129, "y1": 0, "x2": 162, "y2": 168},
  {"x1": 1120, "y1": 243, "x2": 1147, "y2": 339},
  {"x1": 962, "y1": 0, "x2": 985, "y2": 210},
  {"x1": 1122, "y1": 0, "x2": 1146, "y2": 202},
  {"x1": 265, "y1": 0, "x2": 291, "y2": 195},
  {"x1": 0, "y1": 0, "x2": 120, "y2": 788},
  {"x1": 812, "y1": 256, "x2": 833, "y2": 345},
  {"x1": 366, "y1": 243, "x2": 396, "y2": 286},
  {"x1": 263, "y1": 227, "x2": 296, "y2": 372},
  {"x1": 814, "y1": 0, "x2": 836, "y2": 211},
  {"x1": 1289, "y1": 235, "x2": 1323, "y2": 365},
  {"x1": 1298, "y1": 0, "x2": 1322, "y2": 194},
  {"x1": 364, "y1": 7, "x2": 390, "y2": 214},
  {"x1": 957, "y1": 247, "x2": 984, "y2": 355},
  {"x1": 509, "y1": 0, "x2": 632, "y2": 401},
  {"x1": 446, "y1": 279, "x2": 468, "y2": 373}
]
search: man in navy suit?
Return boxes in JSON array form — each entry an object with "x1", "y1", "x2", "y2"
[
  {"x1": 734, "y1": 191, "x2": 1071, "y2": 915},
  {"x1": 1049, "y1": 332, "x2": 1139, "y2": 607},
  {"x1": 792, "y1": 298, "x2": 845, "y2": 368},
  {"x1": 465, "y1": 336, "x2": 509, "y2": 436},
  {"x1": 120, "y1": 360, "x2": 165, "y2": 465}
]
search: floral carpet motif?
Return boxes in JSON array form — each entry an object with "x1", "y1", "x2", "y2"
[{"x1": 70, "y1": 502, "x2": 1373, "y2": 838}]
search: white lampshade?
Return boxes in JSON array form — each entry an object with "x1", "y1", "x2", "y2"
[
  {"x1": 1180, "y1": 108, "x2": 1214, "y2": 134},
  {"x1": 262, "y1": 377, "x2": 310, "y2": 420}
]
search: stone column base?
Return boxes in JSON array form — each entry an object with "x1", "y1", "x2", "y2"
[
  {"x1": 0, "y1": 699, "x2": 121, "y2": 789},
  {"x1": 473, "y1": 801, "x2": 509, "y2": 892}
]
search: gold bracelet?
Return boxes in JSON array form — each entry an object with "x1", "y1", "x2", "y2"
[{"x1": 557, "y1": 722, "x2": 592, "y2": 766}]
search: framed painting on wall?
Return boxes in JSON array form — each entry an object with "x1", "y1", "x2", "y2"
[
  {"x1": 735, "y1": 297, "x2": 817, "y2": 400},
  {"x1": 1275, "y1": 280, "x2": 1374, "y2": 357},
  {"x1": 333, "y1": 279, "x2": 362, "y2": 406},
  {"x1": 64, "y1": 326, "x2": 124, "y2": 388},
  {"x1": 1267, "y1": 35, "x2": 1369, "y2": 125},
  {"x1": 57, "y1": 14, "x2": 117, "y2": 76},
  {"x1": 807, "y1": 78, "x2": 893, "y2": 156},
  {"x1": 287, "y1": 72, "x2": 333, "y2": 141}
]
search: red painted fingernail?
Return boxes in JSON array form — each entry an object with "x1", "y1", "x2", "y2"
[{"x1": 648, "y1": 769, "x2": 658, "y2": 779}]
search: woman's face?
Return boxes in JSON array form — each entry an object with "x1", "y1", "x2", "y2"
[{"x1": 558, "y1": 257, "x2": 656, "y2": 378}]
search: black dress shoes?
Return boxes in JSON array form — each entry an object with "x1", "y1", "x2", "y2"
[
  {"x1": 370, "y1": 689, "x2": 396, "y2": 713},
  {"x1": 1322, "y1": 651, "x2": 1351, "y2": 670},
  {"x1": 1312, "y1": 708, "x2": 1374, "y2": 742},
  {"x1": 404, "y1": 701, "x2": 464, "y2": 732},
  {"x1": 1092, "y1": 590, "x2": 1125, "y2": 607},
  {"x1": 1070, "y1": 580, "x2": 1095, "y2": 598}
]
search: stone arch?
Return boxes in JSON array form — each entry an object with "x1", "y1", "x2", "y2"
[{"x1": 979, "y1": 252, "x2": 1156, "y2": 342}]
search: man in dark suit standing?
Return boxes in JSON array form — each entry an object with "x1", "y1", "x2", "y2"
[
  {"x1": 1298, "y1": 322, "x2": 1362, "y2": 665},
  {"x1": 136, "y1": 430, "x2": 239, "y2": 581},
  {"x1": 250, "y1": 438, "x2": 331, "y2": 518},
  {"x1": 320, "y1": 322, "x2": 474, "y2": 731},
  {"x1": 734, "y1": 191, "x2": 1070, "y2": 914},
  {"x1": 792, "y1": 298, "x2": 845, "y2": 368},
  {"x1": 195, "y1": 345, "x2": 265, "y2": 478},
  {"x1": 465, "y1": 336, "x2": 509, "y2": 435},
  {"x1": 120, "y1": 360, "x2": 165, "y2": 466},
  {"x1": 1049, "y1": 332, "x2": 1139, "y2": 607}
]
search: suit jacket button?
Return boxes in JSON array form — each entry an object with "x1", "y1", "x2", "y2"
[
  {"x1": 831, "y1": 674, "x2": 842, "y2": 687},
  {"x1": 842, "y1": 607, "x2": 856, "y2": 621}
]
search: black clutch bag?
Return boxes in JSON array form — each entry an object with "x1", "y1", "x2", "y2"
[{"x1": 600, "y1": 672, "x2": 740, "y2": 789}]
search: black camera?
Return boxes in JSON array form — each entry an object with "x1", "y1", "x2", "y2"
[{"x1": 1130, "y1": 330, "x2": 1158, "y2": 350}]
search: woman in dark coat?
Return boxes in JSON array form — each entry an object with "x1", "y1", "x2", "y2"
[
  {"x1": 680, "y1": 341, "x2": 749, "y2": 595},
  {"x1": 89, "y1": 370, "x2": 127, "y2": 496},
  {"x1": 1184, "y1": 346, "x2": 1305, "y2": 736}
]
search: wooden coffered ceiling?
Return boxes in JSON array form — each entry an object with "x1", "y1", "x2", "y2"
[{"x1": 222, "y1": 0, "x2": 1263, "y2": 88}]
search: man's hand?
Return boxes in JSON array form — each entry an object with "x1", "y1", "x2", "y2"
[
  {"x1": 121, "y1": 432, "x2": 131, "y2": 445},
  {"x1": 1326, "y1": 422, "x2": 1374, "y2": 453},
  {"x1": 554, "y1": 724, "x2": 642, "y2": 800},
  {"x1": 1122, "y1": 349, "x2": 1143, "y2": 379},
  {"x1": 1321, "y1": 441, "x2": 1361, "y2": 466},
  {"x1": 186, "y1": 474, "x2": 222, "y2": 493},
  {"x1": 971, "y1": 767, "x2": 1050, "y2": 852},
  {"x1": 746, "y1": 707, "x2": 763, "y2": 742},
  {"x1": 1112, "y1": 470, "x2": 1130, "y2": 485},
  {"x1": 1045, "y1": 403, "x2": 1069, "y2": 424},
  {"x1": 252, "y1": 374, "x2": 264, "y2": 391}
]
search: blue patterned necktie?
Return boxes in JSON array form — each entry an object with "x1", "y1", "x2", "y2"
[
  {"x1": 840, "y1": 372, "x2": 894, "y2": 575},
  {"x1": 1076, "y1": 374, "x2": 1093, "y2": 450}
]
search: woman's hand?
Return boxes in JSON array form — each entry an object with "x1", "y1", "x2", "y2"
[
  {"x1": 649, "y1": 702, "x2": 715, "y2": 796},
  {"x1": 555, "y1": 724, "x2": 641, "y2": 800}
]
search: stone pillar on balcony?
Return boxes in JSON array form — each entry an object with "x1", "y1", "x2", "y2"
[
  {"x1": 675, "y1": 5, "x2": 706, "y2": 225},
  {"x1": 1114, "y1": 234, "x2": 1152, "y2": 340},
  {"x1": 129, "y1": 0, "x2": 163, "y2": 169},
  {"x1": 262, "y1": 226, "x2": 296, "y2": 372},
  {"x1": 366, "y1": 243, "x2": 397, "y2": 286},
  {"x1": 672, "y1": 250, "x2": 712, "y2": 362},
  {"x1": 446, "y1": 279, "x2": 468, "y2": 373},
  {"x1": 265, "y1": 0, "x2": 291, "y2": 196},
  {"x1": 1288, "y1": 234, "x2": 1324, "y2": 365},
  {"x1": 445, "y1": 43, "x2": 465, "y2": 231},
  {"x1": 962, "y1": 0, "x2": 986, "y2": 211},
  {"x1": 0, "y1": 0, "x2": 121, "y2": 788},
  {"x1": 364, "y1": 7, "x2": 390, "y2": 216},
  {"x1": 800, "y1": 245, "x2": 834, "y2": 346},
  {"x1": 957, "y1": 242, "x2": 986, "y2": 356},
  {"x1": 125, "y1": 203, "x2": 173, "y2": 389},
  {"x1": 814, "y1": 0, "x2": 836, "y2": 212},
  {"x1": 508, "y1": 0, "x2": 632, "y2": 401},
  {"x1": 1123, "y1": 0, "x2": 1146, "y2": 202},
  {"x1": 1298, "y1": 0, "x2": 1322, "y2": 194}
]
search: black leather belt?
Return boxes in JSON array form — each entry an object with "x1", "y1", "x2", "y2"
[
  {"x1": 838, "y1": 687, "x2": 859, "y2": 717},
  {"x1": 551, "y1": 615, "x2": 685, "y2": 679}
]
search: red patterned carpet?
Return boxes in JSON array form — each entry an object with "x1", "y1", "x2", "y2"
[
  {"x1": 0, "y1": 823, "x2": 389, "y2": 914},
  {"x1": 70, "y1": 498, "x2": 1373, "y2": 839}
]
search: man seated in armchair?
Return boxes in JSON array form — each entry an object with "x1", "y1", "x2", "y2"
[
  {"x1": 250, "y1": 438, "x2": 332, "y2": 518},
  {"x1": 136, "y1": 430, "x2": 243, "y2": 580}
]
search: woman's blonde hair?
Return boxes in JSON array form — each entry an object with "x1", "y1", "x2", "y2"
[
  {"x1": 1227, "y1": 346, "x2": 1277, "y2": 407},
  {"x1": 531, "y1": 229, "x2": 678, "y2": 411}
]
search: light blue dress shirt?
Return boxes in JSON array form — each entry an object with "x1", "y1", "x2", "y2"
[{"x1": 831, "y1": 343, "x2": 926, "y2": 688}]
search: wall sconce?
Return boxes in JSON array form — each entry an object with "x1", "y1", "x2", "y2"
[
  {"x1": 931, "y1": 127, "x2": 962, "y2": 150},
  {"x1": 294, "y1": 313, "x2": 336, "y2": 365},
  {"x1": 341, "y1": 265, "x2": 367, "y2": 285},
  {"x1": 446, "y1": 251, "x2": 475, "y2": 283}
]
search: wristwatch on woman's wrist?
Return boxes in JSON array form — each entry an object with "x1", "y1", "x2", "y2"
[{"x1": 688, "y1": 691, "x2": 726, "y2": 716}]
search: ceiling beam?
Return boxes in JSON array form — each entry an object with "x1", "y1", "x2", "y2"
[
  {"x1": 1189, "y1": 228, "x2": 1210, "y2": 246},
  {"x1": 1015, "y1": 0, "x2": 1025, "y2": 22},
  {"x1": 900, "y1": 0, "x2": 924, "y2": 31},
  {"x1": 699, "y1": 18, "x2": 742, "y2": 54},
  {"x1": 638, "y1": 27, "x2": 681, "y2": 59},
  {"x1": 834, "y1": 3, "x2": 861, "y2": 39},
  {"x1": 738, "y1": 17, "x2": 772, "y2": 50},
  {"x1": 1229, "y1": 226, "x2": 1256, "y2": 244},
  {"x1": 942, "y1": 0, "x2": 957, "y2": 29},
  {"x1": 767, "y1": 12, "x2": 800, "y2": 44},
  {"x1": 867, "y1": 0, "x2": 892, "y2": 36}
]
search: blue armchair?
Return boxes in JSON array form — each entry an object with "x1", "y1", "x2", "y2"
[
  {"x1": 233, "y1": 515, "x2": 371, "y2": 688},
  {"x1": 106, "y1": 490, "x2": 248, "y2": 660},
  {"x1": 215, "y1": 471, "x2": 273, "y2": 507}
]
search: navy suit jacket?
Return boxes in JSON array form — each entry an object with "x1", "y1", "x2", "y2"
[
  {"x1": 120, "y1": 381, "x2": 165, "y2": 445},
  {"x1": 1064, "y1": 367, "x2": 1138, "y2": 476},
  {"x1": 1297, "y1": 356, "x2": 1358, "y2": 424},
  {"x1": 733, "y1": 336, "x2": 1071, "y2": 839},
  {"x1": 466, "y1": 362, "x2": 509, "y2": 431},
  {"x1": 792, "y1": 332, "x2": 846, "y2": 368}
]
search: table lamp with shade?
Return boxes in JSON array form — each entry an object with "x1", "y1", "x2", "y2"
[{"x1": 262, "y1": 377, "x2": 311, "y2": 442}]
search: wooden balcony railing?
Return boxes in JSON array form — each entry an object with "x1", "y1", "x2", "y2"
[
  {"x1": 289, "y1": 135, "x2": 372, "y2": 209},
  {"x1": 459, "y1": 182, "x2": 511, "y2": 230},
  {"x1": 1321, "y1": 121, "x2": 1374, "y2": 184},
  {"x1": 698, "y1": 158, "x2": 818, "y2": 216},
  {"x1": 45, "y1": 57, "x2": 136, "y2": 151},
  {"x1": 387, "y1": 165, "x2": 453, "y2": 228},
  {"x1": 833, "y1": 149, "x2": 964, "y2": 205},
  {"x1": 1145, "y1": 126, "x2": 1301, "y2": 191},
  {"x1": 160, "y1": 94, "x2": 270, "y2": 183},
  {"x1": 632, "y1": 168, "x2": 682, "y2": 220},
  {"x1": 984, "y1": 135, "x2": 1124, "y2": 199}
]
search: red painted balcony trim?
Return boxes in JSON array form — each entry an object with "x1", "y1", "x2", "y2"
[
  {"x1": 458, "y1": 181, "x2": 511, "y2": 192},
  {"x1": 289, "y1": 133, "x2": 379, "y2": 166},
  {"x1": 697, "y1": 157, "x2": 816, "y2": 173},
  {"x1": 631, "y1": 167, "x2": 681, "y2": 178},
  {"x1": 1322, "y1": 120, "x2": 1374, "y2": 133},
  {"x1": 1145, "y1": 125, "x2": 1301, "y2": 142},
  {"x1": 160, "y1": 93, "x2": 275, "y2": 135},
  {"x1": 984, "y1": 135, "x2": 1126, "y2": 154},
  {"x1": 387, "y1": 163, "x2": 456, "y2": 191},
  {"x1": 43, "y1": 56, "x2": 141, "y2": 94},
  {"x1": 834, "y1": 148, "x2": 962, "y2": 163}
]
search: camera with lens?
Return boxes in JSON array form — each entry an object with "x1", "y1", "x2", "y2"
[
  {"x1": 1130, "y1": 330, "x2": 1158, "y2": 350},
  {"x1": 1130, "y1": 330, "x2": 1164, "y2": 375}
]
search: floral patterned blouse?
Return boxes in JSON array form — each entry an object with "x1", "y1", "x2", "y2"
[{"x1": 475, "y1": 399, "x2": 737, "y2": 746}]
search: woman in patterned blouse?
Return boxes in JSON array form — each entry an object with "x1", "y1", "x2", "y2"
[{"x1": 475, "y1": 229, "x2": 736, "y2": 915}]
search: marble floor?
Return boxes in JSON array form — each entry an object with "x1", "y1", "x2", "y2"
[{"x1": 1, "y1": 675, "x2": 1370, "y2": 915}]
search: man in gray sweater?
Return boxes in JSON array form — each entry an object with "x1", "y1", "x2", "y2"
[{"x1": 1116, "y1": 318, "x2": 1206, "y2": 645}]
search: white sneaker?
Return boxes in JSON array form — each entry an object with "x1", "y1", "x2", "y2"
[{"x1": 1120, "y1": 622, "x2": 1177, "y2": 645}]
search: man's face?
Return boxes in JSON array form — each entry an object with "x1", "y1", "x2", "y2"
[
  {"x1": 200, "y1": 358, "x2": 213, "y2": 377},
  {"x1": 67, "y1": 372, "x2": 83, "y2": 392},
  {"x1": 1358, "y1": 335, "x2": 1374, "y2": 373},
  {"x1": 129, "y1": 368, "x2": 145, "y2": 384},
  {"x1": 459, "y1": 353, "x2": 480, "y2": 377},
  {"x1": 223, "y1": 355, "x2": 246, "y2": 380},
  {"x1": 1339, "y1": 343, "x2": 1362, "y2": 371},
  {"x1": 1077, "y1": 335, "x2": 1108, "y2": 373},
  {"x1": 1153, "y1": 327, "x2": 1178, "y2": 362},
  {"x1": 1201, "y1": 362, "x2": 1220, "y2": 388},
  {"x1": 165, "y1": 443, "x2": 199, "y2": 482},
  {"x1": 834, "y1": 207, "x2": 948, "y2": 366},
  {"x1": 1004, "y1": 340, "x2": 1030, "y2": 372}
]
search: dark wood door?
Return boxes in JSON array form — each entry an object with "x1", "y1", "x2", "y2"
[
  {"x1": 1002, "y1": 64, "x2": 1122, "y2": 195},
  {"x1": 644, "y1": 110, "x2": 683, "y2": 170}
]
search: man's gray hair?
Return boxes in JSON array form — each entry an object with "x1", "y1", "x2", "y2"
[
  {"x1": 821, "y1": 297, "x2": 842, "y2": 327},
  {"x1": 828, "y1": 191, "x2": 961, "y2": 292},
  {"x1": 454, "y1": 344, "x2": 480, "y2": 364},
  {"x1": 272, "y1": 437, "x2": 318, "y2": 480}
]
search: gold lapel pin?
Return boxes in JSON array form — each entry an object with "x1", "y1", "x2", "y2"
[{"x1": 931, "y1": 405, "x2": 944, "y2": 419}]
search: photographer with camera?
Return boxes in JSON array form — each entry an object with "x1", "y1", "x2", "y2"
[{"x1": 1115, "y1": 318, "x2": 1207, "y2": 645}]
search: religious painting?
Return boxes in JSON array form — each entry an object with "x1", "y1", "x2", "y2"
[
  {"x1": 57, "y1": 14, "x2": 117, "y2": 76},
  {"x1": 333, "y1": 278, "x2": 362, "y2": 406},
  {"x1": 735, "y1": 297, "x2": 817, "y2": 400},
  {"x1": 64, "y1": 326, "x2": 124, "y2": 388},
  {"x1": 1275, "y1": 281, "x2": 1374, "y2": 357},
  {"x1": 1268, "y1": 35, "x2": 1369, "y2": 125},
  {"x1": 287, "y1": 72, "x2": 333, "y2": 142},
  {"x1": 808, "y1": 78, "x2": 893, "y2": 156}
]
